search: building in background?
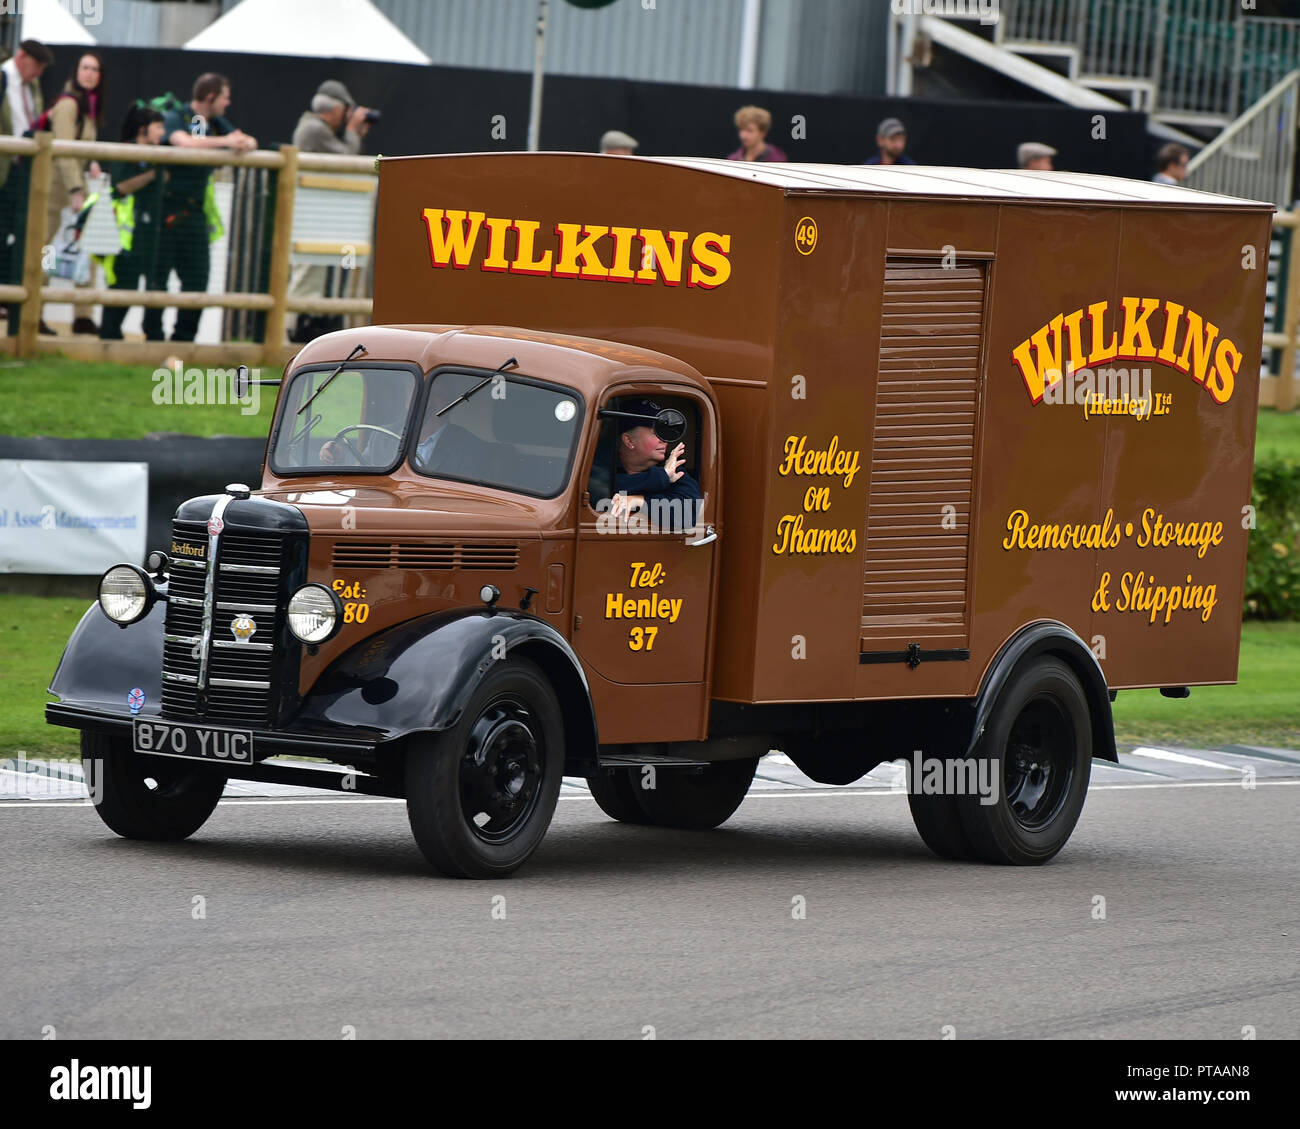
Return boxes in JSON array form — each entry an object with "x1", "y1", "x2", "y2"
[{"x1": 23, "y1": 0, "x2": 889, "y2": 98}]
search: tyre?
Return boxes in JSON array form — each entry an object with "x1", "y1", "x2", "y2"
[
  {"x1": 405, "y1": 657, "x2": 563, "y2": 878},
  {"x1": 586, "y1": 767, "x2": 651, "y2": 824},
  {"x1": 632, "y1": 758, "x2": 758, "y2": 830},
  {"x1": 82, "y1": 730, "x2": 226, "y2": 841},
  {"x1": 957, "y1": 656, "x2": 1093, "y2": 865},
  {"x1": 907, "y1": 786, "x2": 976, "y2": 861}
]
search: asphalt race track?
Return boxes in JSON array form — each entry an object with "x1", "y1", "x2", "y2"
[{"x1": 2, "y1": 747, "x2": 1297, "y2": 1040}]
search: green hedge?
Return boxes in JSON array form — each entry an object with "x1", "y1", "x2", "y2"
[{"x1": 1245, "y1": 458, "x2": 1300, "y2": 620}]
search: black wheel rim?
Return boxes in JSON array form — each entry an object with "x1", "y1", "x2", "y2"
[
  {"x1": 1003, "y1": 694, "x2": 1075, "y2": 831},
  {"x1": 458, "y1": 696, "x2": 544, "y2": 845}
]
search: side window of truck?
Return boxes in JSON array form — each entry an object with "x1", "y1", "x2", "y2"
[{"x1": 586, "y1": 393, "x2": 703, "y2": 522}]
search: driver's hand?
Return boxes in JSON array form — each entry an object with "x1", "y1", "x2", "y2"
[
  {"x1": 319, "y1": 441, "x2": 338, "y2": 465},
  {"x1": 663, "y1": 442, "x2": 686, "y2": 483}
]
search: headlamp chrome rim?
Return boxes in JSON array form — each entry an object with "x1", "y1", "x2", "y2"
[
  {"x1": 287, "y1": 583, "x2": 343, "y2": 644},
  {"x1": 97, "y1": 563, "x2": 156, "y2": 626}
]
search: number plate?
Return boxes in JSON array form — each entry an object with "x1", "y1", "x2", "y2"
[{"x1": 132, "y1": 719, "x2": 254, "y2": 764}]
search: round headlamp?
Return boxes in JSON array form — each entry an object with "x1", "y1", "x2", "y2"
[
  {"x1": 98, "y1": 564, "x2": 154, "y2": 625},
  {"x1": 288, "y1": 584, "x2": 342, "y2": 644}
]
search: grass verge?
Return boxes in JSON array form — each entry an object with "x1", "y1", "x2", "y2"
[{"x1": 0, "y1": 355, "x2": 275, "y2": 439}]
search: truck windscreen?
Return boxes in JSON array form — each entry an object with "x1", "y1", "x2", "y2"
[
  {"x1": 411, "y1": 370, "x2": 583, "y2": 498},
  {"x1": 270, "y1": 365, "x2": 418, "y2": 474}
]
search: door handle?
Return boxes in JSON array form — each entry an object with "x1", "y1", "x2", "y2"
[{"x1": 686, "y1": 524, "x2": 717, "y2": 547}]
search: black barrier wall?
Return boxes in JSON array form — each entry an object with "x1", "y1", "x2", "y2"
[
  {"x1": 0, "y1": 437, "x2": 266, "y2": 573},
  {"x1": 38, "y1": 45, "x2": 1154, "y2": 177}
]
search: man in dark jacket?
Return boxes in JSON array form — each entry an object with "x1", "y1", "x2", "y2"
[{"x1": 614, "y1": 399, "x2": 702, "y2": 530}]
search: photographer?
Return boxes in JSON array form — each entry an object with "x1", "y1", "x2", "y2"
[{"x1": 291, "y1": 80, "x2": 375, "y2": 156}]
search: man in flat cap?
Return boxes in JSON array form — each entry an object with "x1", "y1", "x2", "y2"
[
  {"x1": 600, "y1": 130, "x2": 639, "y2": 155},
  {"x1": 865, "y1": 117, "x2": 916, "y2": 166},
  {"x1": 1017, "y1": 142, "x2": 1057, "y2": 171},
  {"x1": 292, "y1": 79, "x2": 374, "y2": 155}
]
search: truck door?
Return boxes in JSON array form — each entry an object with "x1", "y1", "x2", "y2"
[{"x1": 572, "y1": 387, "x2": 720, "y2": 744}]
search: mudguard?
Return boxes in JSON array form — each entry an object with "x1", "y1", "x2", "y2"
[
  {"x1": 297, "y1": 607, "x2": 600, "y2": 771},
  {"x1": 967, "y1": 620, "x2": 1118, "y2": 763},
  {"x1": 48, "y1": 599, "x2": 167, "y2": 720}
]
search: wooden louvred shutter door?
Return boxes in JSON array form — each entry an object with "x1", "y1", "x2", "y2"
[{"x1": 861, "y1": 258, "x2": 986, "y2": 654}]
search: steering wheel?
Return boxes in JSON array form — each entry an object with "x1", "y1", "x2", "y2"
[{"x1": 331, "y1": 424, "x2": 402, "y2": 465}]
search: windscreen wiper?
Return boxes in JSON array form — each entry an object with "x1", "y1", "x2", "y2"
[
  {"x1": 435, "y1": 357, "x2": 518, "y2": 417},
  {"x1": 297, "y1": 343, "x2": 366, "y2": 415}
]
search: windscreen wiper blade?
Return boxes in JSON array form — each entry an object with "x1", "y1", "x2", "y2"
[
  {"x1": 435, "y1": 357, "x2": 518, "y2": 417},
  {"x1": 297, "y1": 343, "x2": 366, "y2": 415}
]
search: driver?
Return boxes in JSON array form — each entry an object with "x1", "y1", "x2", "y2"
[{"x1": 614, "y1": 399, "x2": 702, "y2": 515}]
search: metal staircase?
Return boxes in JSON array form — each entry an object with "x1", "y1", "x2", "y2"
[{"x1": 995, "y1": 0, "x2": 1300, "y2": 131}]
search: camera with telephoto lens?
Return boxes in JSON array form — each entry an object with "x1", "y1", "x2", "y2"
[{"x1": 364, "y1": 109, "x2": 381, "y2": 125}]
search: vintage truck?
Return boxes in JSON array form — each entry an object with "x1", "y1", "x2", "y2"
[{"x1": 47, "y1": 154, "x2": 1271, "y2": 877}]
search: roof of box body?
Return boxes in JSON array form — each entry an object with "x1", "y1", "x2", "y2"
[
  {"x1": 631, "y1": 157, "x2": 1275, "y2": 209},
  {"x1": 639, "y1": 157, "x2": 1268, "y2": 208},
  {"x1": 380, "y1": 153, "x2": 1273, "y2": 209}
]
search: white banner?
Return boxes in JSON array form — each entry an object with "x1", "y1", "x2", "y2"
[{"x1": 0, "y1": 461, "x2": 149, "y2": 574}]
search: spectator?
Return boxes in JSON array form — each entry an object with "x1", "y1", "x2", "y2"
[
  {"x1": 1154, "y1": 143, "x2": 1190, "y2": 185},
  {"x1": 289, "y1": 80, "x2": 372, "y2": 342},
  {"x1": 865, "y1": 117, "x2": 916, "y2": 166},
  {"x1": 727, "y1": 105, "x2": 786, "y2": 163},
  {"x1": 41, "y1": 51, "x2": 106, "y2": 334},
  {"x1": 600, "y1": 130, "x2": 639, "y2": 155},
  {"x1": 1017, "y1": 142, "x2": 1057, "y2": 171},
  {"x1": 0, "y1": 39, "x2": 53, "y2": 335},
  {"x1": 100, "y1": 106, "x2": 166, "y2": 341},
  {"x1": 291, "y1": 79, "x2": 372, "y2": 155},
  {"x1": 156, "y1": 73, "x2": 257, "y2": 343},
  {"x1": 1, "y1": 39, "x2": 52, "y2": 142}
]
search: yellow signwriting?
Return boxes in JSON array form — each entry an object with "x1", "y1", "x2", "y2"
[{"x1": 771, "y1": 434, "x2": 863, "y2": 556}]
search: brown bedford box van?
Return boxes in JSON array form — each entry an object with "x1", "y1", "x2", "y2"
[{"x1": 48, "y1": 155, "x2": 1272, "y2": 877}]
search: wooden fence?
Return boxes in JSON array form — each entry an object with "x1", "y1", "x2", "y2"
[{"x1": 0, "y1": 136, "x2": 374, "y2": 365}]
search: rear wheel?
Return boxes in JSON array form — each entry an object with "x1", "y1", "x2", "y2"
[
  {"x1": 957, "y1": 656, "x2": 1092, "y2": 865},
  {"x1": 82, "y1": 731, "x2": 226, "y2": 841},
  {"x1": 632, "y1": 758, "x2": 758, "y2": 830},
  {"x1": 907, "y1": 786, "x2": 976, "y2": 861},
  {"x1": 405, "y1": 658, "x2": 563, "y2": 878},
  {"x1": 585, "y1": 767, "x2": 651, "y2": 824}
]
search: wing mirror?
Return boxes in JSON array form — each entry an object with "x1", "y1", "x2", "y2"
[{"x1": 653, "y1": 408, "x2": 687, "y2": 444}]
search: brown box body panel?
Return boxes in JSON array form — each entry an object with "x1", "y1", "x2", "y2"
[{"x1": 371, "y1": 154, "x2": 1270, "y2": 706}]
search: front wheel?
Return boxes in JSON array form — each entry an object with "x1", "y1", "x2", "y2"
[
  {"x1": 405, "y1": 658, "x2": 563, "y2": 878},
  {"x1": 957, "y1": 656, "x2": 1093, "y2": 865},
  {"x1": 82, "y1": 731, "x2": 226, "y2": 841}
]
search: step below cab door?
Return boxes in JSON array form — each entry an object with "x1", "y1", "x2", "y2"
[{"x1": 573, "y1": 383, "x2": 721, "y2": 744}]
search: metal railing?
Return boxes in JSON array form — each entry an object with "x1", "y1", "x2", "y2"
[
  {"x1": 997, "y1": 1, "x2": 1300, "y2": 121},
  {"x1": 1186, "y1": 71, "x2": 1299, "y2": 209},
  {"x1": 0, "y1": 136, "x2": 375, "y2": 363}
]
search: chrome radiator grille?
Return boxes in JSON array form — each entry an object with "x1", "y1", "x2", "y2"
[{"x1": 161, "y1": 518, "x2": 287, "y2": 727}]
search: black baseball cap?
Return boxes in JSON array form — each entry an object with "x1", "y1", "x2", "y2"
[{"x1": 619, "y1": 399, "x2": 662, "y2": 434}]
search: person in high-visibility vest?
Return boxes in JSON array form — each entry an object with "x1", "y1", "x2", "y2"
[{"x1": 99, "y1": 106, "x2": 166, "y2": 341}]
